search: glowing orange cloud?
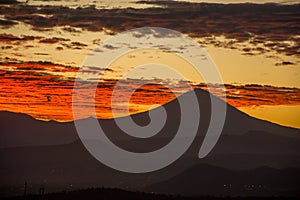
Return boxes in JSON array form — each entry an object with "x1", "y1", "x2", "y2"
[{"x1": 1, "y1": 61, "x2": 300, "y2": 122}]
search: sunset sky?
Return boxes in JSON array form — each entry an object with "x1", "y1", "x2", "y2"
[{"x1": 0, "y1": 0, "x2": 300, "y2": 128}]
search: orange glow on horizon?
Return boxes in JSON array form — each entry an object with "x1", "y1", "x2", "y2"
[{"x1": 1, "y1": 61, "x2": 300, "y2": 124}]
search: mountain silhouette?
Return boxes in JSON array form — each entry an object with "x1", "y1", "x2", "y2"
[
  {"x1": 0, "y1": 88, "x2": 300, "y2": 197},
  {"x1": 0, "y1": 111, "x2": 77, "y2": 147},
  {"x1": 1, "y1": 88, "x2": 299, "y2": 147}
]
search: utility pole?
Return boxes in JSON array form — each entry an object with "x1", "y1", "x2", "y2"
[
  {"x1": 23, "y1": 181, "x2": 27, "y2": 197},
  {"x1": 39, "y1": 186, "x2": 45, "y2": 195}
]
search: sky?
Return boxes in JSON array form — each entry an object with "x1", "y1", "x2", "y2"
[{"x1": 0, "y1": 0, "x2": 300, "y2": 128}]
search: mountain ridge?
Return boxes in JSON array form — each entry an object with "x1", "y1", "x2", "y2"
[{"x1": 1, "y1": 88, "x2": 300, "y2": 148}]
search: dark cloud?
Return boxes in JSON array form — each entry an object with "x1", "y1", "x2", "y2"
[
  {"x1": 39, "y1": 37, "x2": 70, "y2": 44},
  {"x1": 78, "y1": 66, "x2": 114, "y2": 75},
  {"x1": 34, "y1": 52, "x2": 49, "y2": 55},
  {"x1": 0, "y1": 33, "x2": 41, "y2": 43},
  {"x1": 0, "y1": 1, "x2": 300, "y2": 55},
  {"x1": 103, "y1": 44, "x2": 118, "y2": 50},
  {"x1": 0, "y1": 0, "x2": 20, "y2": 4},
  {"x1": 1, "y1": 45, "x2": 13, "y2": 50},
  {"x1": 71, "y1": 41, "x2": 88, "y2": 47},
  {"x1": 62, "y1": 26, "x2": 82, "y2": 33},
  {"x1": 275, "y1": 61, "x2": 295, "y2": 66},
  {"x1": 0, "y1": 19, "x2": 17, "y2": 27},
  {"x1": 1, "y1": 2, "x2": 299, "y2": 56},
  {"x1": 56, "y1": 46, "x2": 63, "y2": 50}
]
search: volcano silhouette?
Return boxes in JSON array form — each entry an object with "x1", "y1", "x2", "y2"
[{"x1": 1, "y1": 88, "x2": 300, "y2": 197}]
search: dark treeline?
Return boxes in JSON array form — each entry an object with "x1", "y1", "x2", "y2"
[{"x1": 3, "y1": 188, "x2": 300, "y2": 200}]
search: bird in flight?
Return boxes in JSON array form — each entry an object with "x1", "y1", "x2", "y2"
[{"x1": 46, "y1": 95, "x2": 51, "y2": 102}]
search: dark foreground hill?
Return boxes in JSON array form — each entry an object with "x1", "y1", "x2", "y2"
[{"x1": 147, "y1": 164, "x2": 300, "y2": 197}]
